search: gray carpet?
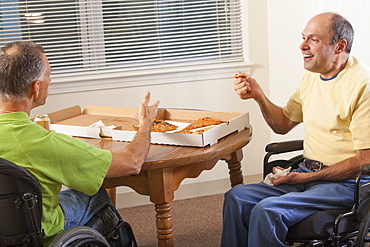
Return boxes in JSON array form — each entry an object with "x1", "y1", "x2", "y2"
[{"x1": 118, "y1": 194, "x2": 224, "y2": 247}]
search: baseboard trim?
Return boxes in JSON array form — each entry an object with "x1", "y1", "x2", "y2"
[{"x1": 116, "y1": 173, "x2": 262, "y2": 209}]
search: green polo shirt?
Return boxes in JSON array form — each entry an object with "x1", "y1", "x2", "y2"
[{"x1": 0, "y1": 112, "x2": 112, "y2": 244}]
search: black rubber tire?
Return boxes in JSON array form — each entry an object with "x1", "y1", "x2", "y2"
[
  {"x1": 355, "y1": 206, "x2": 370, "y2": 247},
  {"x1": 48, "y1": 226, "x2": 109, "y2": 247}
]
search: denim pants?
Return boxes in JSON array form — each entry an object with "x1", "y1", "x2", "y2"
[
  {"x1": 220, "y1": 164, "x2": 370, "y2": 247},
  {"x1": 59, "y1": 188, "x2": 120, "y2": 229}
]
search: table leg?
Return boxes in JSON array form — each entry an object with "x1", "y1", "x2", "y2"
[
  {"x1": 155, "y1": 203, "x2": 173, "y2": 247},
  {"x1": 222, "y1": 149, "x2": 244, "y2": 187},
  {"x1": 148, "y1": 168, "x2": 174, "y2": 247}
]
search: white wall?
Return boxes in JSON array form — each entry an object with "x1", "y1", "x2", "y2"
[{"x1": 267, "y1": 0, "x2": 306, "y2": 143}]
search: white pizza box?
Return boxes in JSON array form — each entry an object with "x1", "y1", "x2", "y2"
[{"x1": 47, "y1": 105, "x2": 250, "y2": 147}]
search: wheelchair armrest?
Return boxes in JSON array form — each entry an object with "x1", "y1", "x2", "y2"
[
  {"x1": 265, "y1": 140, "x2": 304, "y2": 154},
  {"x1": 263, "y1": 140, "x2": 304, "y2": 177}
]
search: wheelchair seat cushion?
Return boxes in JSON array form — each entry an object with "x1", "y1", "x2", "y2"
[{"x1": 286, "y1": 209, "x2": 360, "y2": 240}]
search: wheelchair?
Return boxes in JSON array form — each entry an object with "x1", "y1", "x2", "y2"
[
  {"x1": 0, "y1": 157, "x2": 110, "y2": 247},
  {"x1": 264, "y1": 140, "x2": 370, "y2": 247}
]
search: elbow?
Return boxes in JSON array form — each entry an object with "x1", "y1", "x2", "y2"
[
  {"x1": 271, "y1": 122, "x2": 298, "y2": 135},
  {"x1": 129, "y1": 158, "x2": 144, "y2": 175},
  {"x1": 130, "y1": 165, "x2": 142, "y2": 175},
  {"x1": 110, "y1": 153, "x2": 144, "y2": 177},
  {"x1": 268, "y1": 122, "x2": 291, "y2": 135},
  {"x1": 273, "y1": 128, "x2": 290, "y2": 135},
  {"x1": 269, "y1": 118, "x2": 299, "y2": 135}
]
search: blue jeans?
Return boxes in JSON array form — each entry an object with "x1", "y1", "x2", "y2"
[
  {"x1": 59, "y1": 188, "x2": 120, "y2": 229},
  {"x1": 220, "y1": 164, "x2": 370, "y2": 247}
]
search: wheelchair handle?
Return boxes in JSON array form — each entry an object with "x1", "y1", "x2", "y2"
[
  {"x1": 23, "y1": 192, "x2": 45, "y2": 246},
  {"x1": 361, "y1": 164, "x2": 370, "y2": 176}
]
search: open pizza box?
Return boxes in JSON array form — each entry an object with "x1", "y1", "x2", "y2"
[{"x1": 47, "y1": 105, "x2": 250, "y2": 147}]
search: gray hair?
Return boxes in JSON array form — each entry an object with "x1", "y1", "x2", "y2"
[
  {"x1": 329, "y1": 13, "x2": 354, "y2": 53},
  {"x1": 0, "y1": 41, "x2": 46, "y2": 101}
]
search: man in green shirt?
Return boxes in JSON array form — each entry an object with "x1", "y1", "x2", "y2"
[{"x1": 0, "y1": 40, "x2": 159, "y2": 244}]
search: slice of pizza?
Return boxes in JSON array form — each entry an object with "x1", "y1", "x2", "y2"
[
  {"x1": 132, "y1": 119, "x2": 178, "y2": 132},
  {"x1": 233, "y1": 73, "x2": 249, "y2": 79},
  {"x1": 151, "y1": 119, "x2": 178, "y2": 132},
  {"x1": 183, "y1": 117, "x2": 222, "y2": 130}
]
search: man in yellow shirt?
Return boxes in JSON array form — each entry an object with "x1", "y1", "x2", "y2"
[{"x1": 221, "y1": 12, "x2": 370, "y2": 247}]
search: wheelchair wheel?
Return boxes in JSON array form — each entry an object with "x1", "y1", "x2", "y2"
[
  {"x1": 49, "y1": 226, "x2": 109, "y2": 247},
  {"x1": 355, "y1": 207, "x2": 370, "y2": 247}
]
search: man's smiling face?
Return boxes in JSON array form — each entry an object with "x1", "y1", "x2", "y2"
[{"x1": 299, "y1": 13, "x2": 339, "y2": 78}]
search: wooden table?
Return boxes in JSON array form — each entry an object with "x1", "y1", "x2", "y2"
[{"x1": 80, "y1": 127, "x2": 252, "y2": 247}]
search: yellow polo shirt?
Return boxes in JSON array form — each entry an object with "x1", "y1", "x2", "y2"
[{"x1": 283, "y1": 56, "x2": 370, "y2": 166}]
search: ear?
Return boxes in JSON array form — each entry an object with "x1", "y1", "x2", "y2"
[
  {"x1": 335, "y1": 39, "x2": 347, "y2": 54},
  {"x1": 31, "y1": 80, "x2": 41, "y2": 98}
]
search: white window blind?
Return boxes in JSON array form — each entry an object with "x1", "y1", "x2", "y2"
[{"x1": 0, "y1": 0, "x2": 243, "y2": 80}]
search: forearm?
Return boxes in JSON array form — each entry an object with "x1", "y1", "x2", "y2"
[
  {"x1": 106, "y1": 91, "x2": 159, "y2": 178},
  {"x1": 106, "y1": 127, "x2": 151, "y2": 178},
  {"x1": 234, "y1": 75, "x2": 296, "y2": 133},
  {"x1": 274, "y1": 149, "x2": 370, "y2": 185},
  {"x1": 124, "y1": 127, "x2": 151, "y2": 168},
  {"x1": 315, "y1": 150, "x2": 370, "y2": 181},
  {"x1": 256, "y1": 94, "x2": 298, "y2": 134}
]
